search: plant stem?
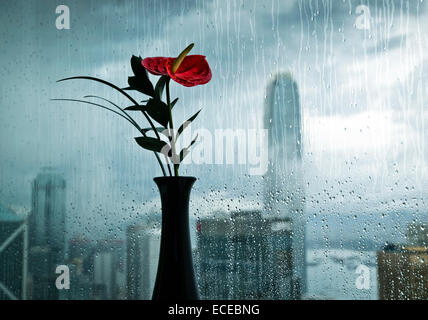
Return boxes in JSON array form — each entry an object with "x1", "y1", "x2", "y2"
[
  {"x1": 166, "y1": 78, "x2": 179, "y2": 176},
  {"x1": 164, "y1": 155, "x2": 173, "y2": 176}
]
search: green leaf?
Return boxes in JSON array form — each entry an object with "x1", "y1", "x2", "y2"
[
  {"x1": 128, "y1": 76, "x2": 155, "y2": 97},
  {"x1": 179, "y1": 134, "x2": 199, "y2": 161},
  {"x1": 177, "y1": 109, "x2": 202, "y2": 139},
  {"x1": 127, "y1": 55, "x2": 155, "y2": 97},
  {"x1": 154, "y1": 75, "x2": 169, "y2": 100},
  {"x1": 145, "y1": 99, "x2": 170, "y2": 128},
  {"x1": 135, "y1": 136, "x2": 168, "y2": 153},
  {"x1": 124, "y1": 105, "x2": 145, "y2": 111},
  {"x1": 141, "y1": 127, "x2": 169, "y2": 136},
  {"x1": 171, "y1": 98, "x2": 179, "y2": 109},
  {"x1": 130, "y1": 56, "x2": 145, "y2": 78},
  {"x1": 125, "y1": 100, "x2": 169, "y2": 128}
]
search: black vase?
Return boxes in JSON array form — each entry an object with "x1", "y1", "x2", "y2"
[{"x1": 152, "y1": 176, "x2": 199, "y2": 300}]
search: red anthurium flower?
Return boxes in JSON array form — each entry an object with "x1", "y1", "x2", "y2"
[
  {"x1": 141, "y1": 56, "x2": 169, "y2": 76},
  {"x1": 142, "y1": 55, "x2": 212, "y2": 87}
]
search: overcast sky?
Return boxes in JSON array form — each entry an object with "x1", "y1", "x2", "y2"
[{"x1": 0, "y1": 0, "x2": 427, "y2": 240}]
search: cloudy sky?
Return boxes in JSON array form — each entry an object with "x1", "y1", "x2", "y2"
[{"x1": 0, "y1": 0, "x2": 427, "y2": 241}]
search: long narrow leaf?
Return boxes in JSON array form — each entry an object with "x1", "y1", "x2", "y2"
[
  {"x1": 141, "y1": 127, "x2": 169, "y2": 136},
  {"x1": 51, "y1": 98, "x2": 136, "y2": 127},
  {"x1": 177, "y1": 109, "x2": 202, "y2": 139},
  {"x1": 56, "y1": 76, "x2": 166, "y2": 176},
  {"x1": 171, "y1": 98, "x2": 179, "y2": 109},
  {"x1": 83, "y1": 95, "x2": 140, "y2": 130},
  {"x1": 57, "y1": 76, "x2": 160, "y2": 137},
  {"x1": 124, "y1": 105, "x2": 145, "y2": 111},
  {"x1": 179, "y1": 134, "x2": 199, "y2": 162}
]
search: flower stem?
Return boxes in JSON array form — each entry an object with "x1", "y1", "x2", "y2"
[{"x1": 166, "y1": 78, "x2": 179, "y2": 176}]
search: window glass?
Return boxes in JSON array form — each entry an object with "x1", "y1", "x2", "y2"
[{"x1": 0, "y1": 0, "x2": 427, "y2": 300}]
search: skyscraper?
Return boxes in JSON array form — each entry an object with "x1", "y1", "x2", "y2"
[
  {"x1": 377, "y1": 222, "x2": 428, "y2": 300},
  {"x1": 30, "y1": 167, "x2": 66, "y2": 253},
  {"x1": 197, "y1": 210, "x2": 294, "y2": 299},
  {"x1": 0, "y1": 204, "x2": 28, "y2": 300},
  {"x1": 93, "y1": 251, "x2": 117, "y2": 299},
  {"x1": 28, "y1": 167, "x2": 66, "y2": 299},
  {"x1": 92, "y1": 239, "x2": 125, "y2": 300},
  {"x1": 126, "y1": 221, "x2": 161, "y2": 300},
  {"x1": 377, "y1": 245, "x2": 428, "y2": 300},
  {"x1": 264, "y1": 72, "x2": 306, "y2": 298},
  {"x1": 407, "y1": 223, "x2": 428, "y2": 247},
  {"x1": 63, "y1": 236, "x2": 94, "y2": 300}
]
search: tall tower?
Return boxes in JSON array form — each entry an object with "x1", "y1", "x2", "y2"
[
  {"x1": 126, "y1": 221, "x2": 161, "y2": 300},
  {"x1": 264, "y1": 72, "x2": 306, "y2": 298},
  {"x1": 29, "y1": 167, "x2": 66, "y2": 299},
  {"x1": 30, "y1": 167, "x2": 66, "y2": 254}
]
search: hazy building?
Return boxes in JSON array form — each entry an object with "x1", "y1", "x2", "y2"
[
  {"x1": 28, "y1": 246, "x2": 60, "y2": 300},
  {"x1": 59, "y1": 259, "x2": 93, "y2": 300},
  {"x1": 126, "y1": 222, "x2": 161, "y2": 300},
  {"x1": 407, "y1": 222, "x2": 428, "y2": 247},
  {"x1": 90, "y1": 240, "x2": 125, "y2": 300},
  {"x1": 0, "y1": 204, "x2": 28, "y2": 300},
  {"x1": 197, "y1": 210, "x2": 294, "y2": 299},
  {"x1": 29, "y1": 168, "x2": 66, "y2": 254},
  {"x1": 68, "y1": 236, "x2": 93, "y2": 263},
  {"x1": 28, "y1": 168, "x2": 66, "y2": 300},
  {"x1": 377, "y1": 245, "x2": 428, "y2": 300},
  {"x1": 57, "y1": 236, "x2": 94, "y2": 299},
  {"x1": 263, "y1": 72, "x2": 306, "y2": 297},
  {"x1": 93, "y1": 251, "x2": 117, "y2": 299}
]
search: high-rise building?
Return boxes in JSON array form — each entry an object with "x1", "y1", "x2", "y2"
[
  {"x1": 93, "y1": 251, "x2": 117, "y2": 299},
  {"x1": 197, "y1": 210, "x2": 294, "y2": 299},
  {"x1": 377, "y1": 244, "x2": 428, "y2": 300},
  {"x1": 30, "y1": 168, "x2": 66, "y2": 253},
  {"x1": 92, "y1": 240, "x2": 125, "y2": 300},
  {"x1": 407, "y1": 222, "x2": 428, "y2": 247},
  {"x1": 28, "y1": 168, "x2": 66, "y2": 299},
  {"x1": 263, "y1": 72, "x2": 306, "y2": 297},
  {"x1": 59, "y1": 258, "x2": 93, "y2": 300},
  {"x1": 378, "y1": 222, "x2": 428, "y2": 300},
  {"x1": 0, "y1": 204, "x2": 28, "y2": 300},
  {"x1": 60, "y1": 236, "x2": 95, "y2": 300},
  {"x1": 68, "y1": 236, "x2": 93, "y2": 263},
  {"x1": 28, "y1": 245, "x2": 60, "y2": 300},
  {"x1": 126, "y1": 222, "x2": 161, "y2": 300}
]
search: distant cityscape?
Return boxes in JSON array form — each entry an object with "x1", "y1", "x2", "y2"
[
  {"x1": 0, "y1": 72, "x2": 427, "y2": 300},
  {"x1": 0, "y1": 168, "x2": 427, "y2": 300}
]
